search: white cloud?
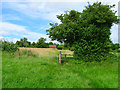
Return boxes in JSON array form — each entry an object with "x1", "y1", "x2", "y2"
[
  {"x1": 1, "y1": 1, "x2": 119, "y2": 44},
  {"x1": 2, "y1": 2, "x2": 62, "y2": 23},
  {"x1": 0, "y1": 22, "x2": 59, "y2": 43},
  {"x1": 42, "y1": 11, "x2": 63, "y2": 23},
  {"x1": 2, "y1": 1, "x2": 119, "y2": 23},
  {"x1": 2, "y1": 0, "x2": 119, "y2": 2},
  {"x1": 0, "y1": 37, "x2": 19, "y2": 43},
  {"x1": 23, "y1": 32, "x2": 48, "y2": 42},
  {"x1": 110, "y1": 24, "x2": 118, "y2": 43},
  {"x1": 0, "y1": 22, "x2": 28, "y2": 35},
  {"x1": 0, "y1": 36, "x2": 4, "y2": 40}
]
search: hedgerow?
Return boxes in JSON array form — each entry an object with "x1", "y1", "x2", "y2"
[{"x1": 1, "y1": 41, "x2": 18, "y2": 53}]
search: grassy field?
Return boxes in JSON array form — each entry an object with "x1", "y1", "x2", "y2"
[
  {"x1": 18, "y1": 47, "x2": 74, "y2": 57},
  {"x1": 2, "y1": 48, "x2": 118, "y2": 88}
]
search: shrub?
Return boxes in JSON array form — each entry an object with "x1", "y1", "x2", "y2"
[
  {"x1": 118, "y1": 49, "x2": 120, "y2": 52},
  {"x1": 57, "y1": 45, "x2": 64, "y2": 50},
  {"x1": 74, "y1": 40, "x2": 108, "y2": 62},
  {"x1": 111, "y1": 43, "x2": 119, "y2": 50},
  {"x1": 2, "y1": 41, "x2": 18, "y2": 53},
  {"x1": 70, "y1": 46, "x2": 75, "y2": 51}
]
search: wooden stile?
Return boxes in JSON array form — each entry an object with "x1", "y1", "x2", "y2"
[
  {"x1": 59, "y1": 51, "x2": 61, "y2": 64},
  {"x1": 57, "y1": 51, "x2": 73, "y2": 64}
]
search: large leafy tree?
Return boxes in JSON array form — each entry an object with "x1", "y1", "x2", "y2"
[
  {"x1": 36, "y1": 37, "x2": 46, "y2": 48},
  {"x1": 16, "y1": 37, "x2": 31, "y2": 47},
  {"x1": 47, "y1": 2, "x2": 119, "y2": 61},
  {"x1": 31, "y1": 42, "x2": 36, "y2": 48},
  {"x1": 47, "y1": 10, "x2": 81, "y2": 46},
  {"x1": 47, "y1": 2, "x2": 118, "y2": 45}
]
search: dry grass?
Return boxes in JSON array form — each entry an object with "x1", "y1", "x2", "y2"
[
  {"x1": 58, "y1": 50, "x2": 73, "y2": 54},
  {"x1": 18, "y1": 47, "x2": 73, "y2": 57}
]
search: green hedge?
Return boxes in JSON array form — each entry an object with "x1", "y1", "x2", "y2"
[{"x1": 1, "y1": 41, "x2": 18, "y2": 52}]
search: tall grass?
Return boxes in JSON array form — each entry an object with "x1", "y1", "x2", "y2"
[
  {"x1": 2, "y1": 51, "x2": 118, "y2": 88},
  {"x1": 0, "y1": 51, "x2": 2, "y2": 90}
]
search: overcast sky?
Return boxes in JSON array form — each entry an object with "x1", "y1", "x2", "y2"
[{"x1": 0, "y1": 0, "x2": 119, "y2": 43}]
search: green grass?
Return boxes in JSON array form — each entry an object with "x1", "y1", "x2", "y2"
[
  {"x1": 0, "y1": 51, "x2": 2, "y2": 90},
  {"x1": 2, "y1": 51, "x2": 118, "y2": 88}
]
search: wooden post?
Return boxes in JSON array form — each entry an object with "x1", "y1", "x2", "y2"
[
  {"x1": 59, "y1": 51, "x2": 61, "y2": 64},
  {"x1": 18, "y1": 49, "x2": 20, "y2": 58},
  {"x1": 65, "y1": 54, "x2": 66, "y2": 62},
  {"x1": 19, "y1": 51, "x2": 20, "y2": 58},
  {"x1": 49, "y1": 51, "x2": 50, "y2": 60},
  {"x1": 57, "y1": 54, "x2": 58, "y2": 63}
]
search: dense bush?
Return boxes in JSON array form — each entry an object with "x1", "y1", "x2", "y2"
[
  {"x1": 2, "y1": 41, "x2": 18, "y2": 52},
  {"x1": 70, "y1": 46, "x2": 75, "y2": 51},
  {"x1": 111, "y1": 43, "x2": 119, "y2": 50},
  {"x1": 57, "y1": 45, "x2": 64, "y2": 50},
  {"x1": 73, "y1": 2, "x2": 118, "y2": 61},
  {"x1": 74, "y1": 40, "x2": 110, "y2": 62}
]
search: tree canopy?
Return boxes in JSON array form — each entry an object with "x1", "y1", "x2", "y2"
[
  {"x1": 47, "y1": 2, "x2": 118, "y2": 45},
  {"x1": 46, "y1": 2, "x2": 119, "y2": 61},
  {"x1": 15, "y1": 37, "x2": 59, "y2": 48},
  {"x1": 16, "y1": 37, "x2": 31, "y2": 47}
]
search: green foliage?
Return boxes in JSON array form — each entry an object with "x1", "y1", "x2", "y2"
[
  {"x1": 47, "y1": 2, "x2": 119, "y2": 61},
  {"x1": 36, "y1": 37, "x2": 46, "y2": 48},
  {"x1": 2, "y1": 41, "x2": 18, "y2": 53},
  {"x1": 111, "y1": 43, "x2": 119, "y2": 50},
  {"x1": 15, "y1": 37, "x2": 59, "y2": 48},
  {"x1": 74, "y1": 40, "x2": 114, "y2": 61},
  {"x1": 20, "y1": 50, "x2": 28, "y2": 56},
  {"x1": 48, "y1": 42, "x2": 53, "y2": 45},
  {"x1": 0, "y1": 41, "x2": 2, "y2": 51},
  {"x1": 70, "y1": 46, "x2": 75, "y2": 51},
  {"x1": 74, "y1": 41, "x2": 102, "y2": 61},
  {"x1": 46, "y1": 10, "x2": 81, "y2": 45},
  {"x1": 16, "y1": 37, "x2": 31, "y2": 47},
  {"x1": 63, "y1": 43, "x2": 70, "y2": 50},
  {"x1": 31, "y1": 42, "x2": 36, "y2": 48},
  {"x1": 57, "y1": 45, "x2": 64, "y2": 50}
]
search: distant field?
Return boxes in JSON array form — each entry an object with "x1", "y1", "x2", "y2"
[{"x1": 18, "y1": 47, "x2": 74, "y2": 57}]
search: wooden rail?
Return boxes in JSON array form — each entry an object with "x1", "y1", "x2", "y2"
[{"x1": 57, "y1": 51, "x2": 73, "y2": 64}]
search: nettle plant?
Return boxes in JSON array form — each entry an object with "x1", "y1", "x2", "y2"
[{"x1": 47, "y1": 2, "x2": 119, "y2": 61}]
